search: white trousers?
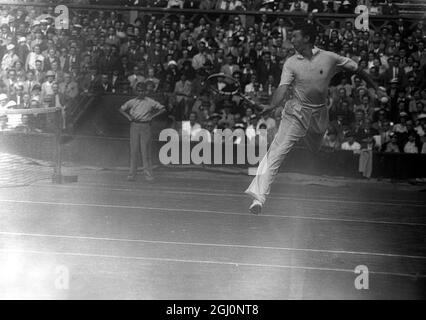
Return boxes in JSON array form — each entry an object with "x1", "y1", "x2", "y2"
[{"x1": 245, "y1": 100, "x2": 329, "y2": 204}]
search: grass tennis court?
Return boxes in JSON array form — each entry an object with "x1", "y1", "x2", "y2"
[{"x1": 1, "y1": 168, "x2": 425, "y2": 299}]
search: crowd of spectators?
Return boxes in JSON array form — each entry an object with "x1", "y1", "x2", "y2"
[
  {"x1": 0, "y1": 1, "x2": 425, "y2": 154},
  {"x1": 17, "y1": 0, "x2": 404, "y2": 15}
]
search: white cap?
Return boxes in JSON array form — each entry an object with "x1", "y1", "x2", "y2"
[
  {"x1": 380, "y1": 97, "x2": 389, "y2": 103},
  {"x1": 168, "y1": 60, "x2": 177, "y2": 66},
  {"x1": 6, "y1": 44, "x2": 15, "y2": 50},
  {"x1": 0, "y1": 93, "x2": 8, "y2": 101},
  {"x1": 417, "y1": 113, "x2": 426, "y2": 120},
  {"x1": 18, "y1": 37, "x2": 26, "y2": 43}
]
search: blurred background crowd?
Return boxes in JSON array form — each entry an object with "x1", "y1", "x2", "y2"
[{"x1": 0, "y1": 0, "x2": 425, "y2": 154}]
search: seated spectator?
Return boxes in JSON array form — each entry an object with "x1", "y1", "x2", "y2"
[
  {"x1": 382, "y1": 0, "x2": 399, "y2": 15},
  {"x1": 193, "y1": 95, "x2": 215, "y2": 124},
  {"x1": 181, "y1": 111, "x2": 202, "y2": 141},
  {"x1": 33, "y1": 59, "x2": 46, "y2": 84},
  {"x1": 323, "y1": 129, "x2": 341, "y2": 150},
  {"x1": 41, "y1": 70, "x2": 56, "y2": 102},
  {"x1": 384, "y1": 133, "x2": 400, "y2": 153},
  {"x1": 1, "y1": 44, "x2": 19, "y2": 73},
  {"x1": 289, "y1": 0, "x2": 308, "y2": 12},
  {"x1": 393, "y1": 112, "x2": 409, "y2": 134},
  {"x1": 26, "y1": 45, "x2": 44, "y2": 71},
  {"x1": 59, "y1": 73, "x2": 79, "y2": 103},
  {"x1": 220, "y1": 54, "x2": 240, "y2": 77},
  {"x1": 403, "y1": 132, "x2": 419, "y2": 153},
  {"x1": 341, "y1": 132, "x2": 361, "y2": 152},
  {"x1": 94, "y1": 73, "x2": 113, "y2": 93},
  {"x1": 128, "y1": 66, "x2": 146, "y2": 92}
]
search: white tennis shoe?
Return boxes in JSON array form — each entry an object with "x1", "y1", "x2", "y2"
[{"x1": 249, "y1": 199, "x2": 263, "y2": 215}]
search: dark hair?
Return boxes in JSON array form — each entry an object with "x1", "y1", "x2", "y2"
[{"x1": 294, "y1": 24, "x2": 317, "y2": 44}]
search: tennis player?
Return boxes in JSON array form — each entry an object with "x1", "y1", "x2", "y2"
[
  {"x1": 246, "y1": 24, "x2": 387, "y2": 214},
  {"x1": 119, "y1": 82, "x2": 166, "y2": 181}
]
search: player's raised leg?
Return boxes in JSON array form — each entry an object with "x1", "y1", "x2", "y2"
[{"x1": 245, "y1": 104, "x2": 307, "y2": 214}]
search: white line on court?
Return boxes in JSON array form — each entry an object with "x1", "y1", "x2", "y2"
[
  {"x1": 1, "y1": 198, "x2": 425, "y2": 227},
  {"x1": 0, "y1": 248, "x2": 423, "y2": 279},
  {"x1": 35, "y1": 180, "x2": 426, "y2": 208},
  {"x1": 1, "y1": 231, "x2": 425, "y2": 260}
]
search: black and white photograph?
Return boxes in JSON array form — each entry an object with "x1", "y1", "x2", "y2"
[{"x1": 0, "y1": 0, "x2": 425, "y2": 303}]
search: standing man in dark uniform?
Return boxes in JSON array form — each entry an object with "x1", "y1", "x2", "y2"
[{"x1": 119, "y1": 82, "x2": 166, "y2": 181}]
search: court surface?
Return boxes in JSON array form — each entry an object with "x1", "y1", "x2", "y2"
[{"x1": 1, "y1": 167, "x2": 425, "y2": 300}]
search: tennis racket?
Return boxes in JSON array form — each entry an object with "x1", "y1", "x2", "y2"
[{"x1": 205, "y1": 73, "x2": 266, "y2": 113}]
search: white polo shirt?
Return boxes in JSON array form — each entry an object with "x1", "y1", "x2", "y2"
[{"x1": 280, "y1": 47, "x2": 358, "y2": 108}]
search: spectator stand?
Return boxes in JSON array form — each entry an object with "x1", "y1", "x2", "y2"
[{"x1": 0, "y1": 1, "x2": 425, "y2": 179}]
